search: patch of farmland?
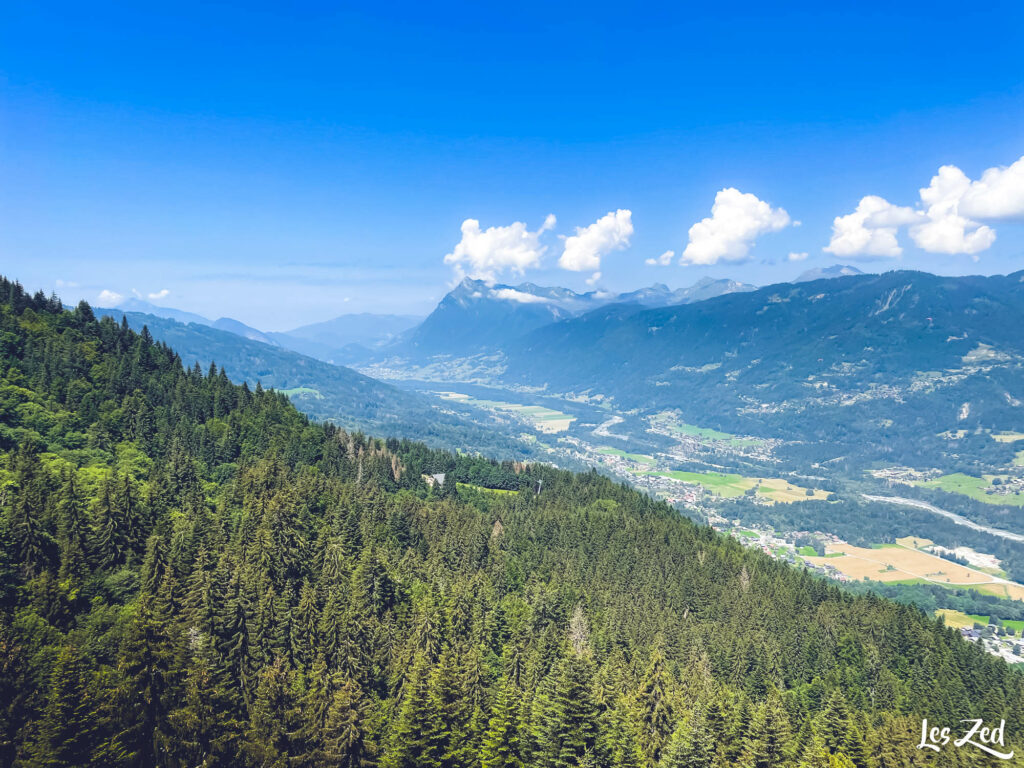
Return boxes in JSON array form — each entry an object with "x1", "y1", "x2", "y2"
[
  {"x1": 436, "y1": 392, "x2": 576, "y2": 434},
  {"x1": 805, "y1": 542, "x2": 1024, "y2": 600},
  {"x1": 935, "y1": 609, "x2": 989, "y2": 629},
  {"x1": 916, "y1": 472, "x2": 1024, "y2": 507},
  {"x1": 643, "y1": 471, "x2": 828, "y2": 504}
]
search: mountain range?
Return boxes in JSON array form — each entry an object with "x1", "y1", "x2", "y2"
[
  {"x1": 107, "y1": 270, "x2": 866, "y2": 364},
  {"x1": 102, "y1": 298, "x2": 422, "y2": 364},
  {"x1": 499, "y1": 269, "x2": 1024, "y2": 459},
  {"x1": 392, "y1": 275, "x2": 758, "y2": 358}
]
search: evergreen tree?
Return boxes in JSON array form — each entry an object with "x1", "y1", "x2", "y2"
[
  {"x1": 480, "y1": 676, "x2": 524, "y2": 768},
  {"x1": 637, "y1": 640, "x2": 675, "y2": 766},
  {"x1": 25, "y1": 646, "x2": 99, "y2": 767},
  {"x1": 381, "y1": 654, "x2": 441, "y2": 768},
  {"x1": 243, "y1": 658, "x2": 294, "y2": 768},
  {"x1": 534, "y1": 651, "x2": 600, "y2": 768},
  {"x1": 322, "y1": 677, "x2": 376, "y2": 768},
  {"x1": 739, "y1": 691, "x2": 791, "y2": 768},
  {"x1": 659, "y1": 705, "x2": 716, "y2": 768}
]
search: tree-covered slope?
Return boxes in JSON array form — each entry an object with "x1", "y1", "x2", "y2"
[
  {"x1": 95, "y1": 307, "x2": 530, "y2": 458},
  {"x1": 2, "y1": 278, "x2": 1022, "y2": 767}
]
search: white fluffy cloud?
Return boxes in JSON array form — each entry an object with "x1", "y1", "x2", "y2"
[
  {"x1": 445, "y1": 214, "x2": 556, "y2": 282},
  {"x1": 909, "y1": 165, "x2": 995, "y2": 255},
  {"x1": 787, "y1": 251, "x2": 808, "y2": 261},
  {"x1": 824, "y1": 195, "x2": 919, "y2": 259},
  {"x1": 559, "y1": 209, "x2": 633, "y2": 272},
  {"x1": 645, "y1": 250, "x2": 675, "y2": 266},
  {"x1": 97, "y1": 289, "x2": 123, "y2": 305},
  {"x1": 959, "y1": 156, "x2": 1024, "y2": 220},
  {"x1": 681, "y1": 188, "x2": 791, "y2": 265},
  {"x1": 826, "y1": 155, "x2": 1024, "y2": 258},
  {"x1": 148, "y1": 289, "x2": 171, "y2": 300}
]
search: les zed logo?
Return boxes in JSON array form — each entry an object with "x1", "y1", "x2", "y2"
[{"x1": 918, "y1": 718, "x2": 1014, "y2": 759}]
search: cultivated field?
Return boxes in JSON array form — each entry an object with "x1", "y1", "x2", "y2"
[
  {"x1": 937, "y1": 610, "x2": 1024, "y2": 634},
  {"x1": 895, "y1": 535, "x2": 933, "y2": 549},
  {"x1": 936, "y1": 609, "x2": 989, "y2": 629},
  {"x1": 437, "y1": 392, "x2": 575, "y2": 433},
  {"x1": 916, "y1": 472, "x2": 1024, "y2": 506},
  {"x1": 992, "y1": 431, "x2": 1024, "y2": 443},
  {"x1": 644, "y1": 470, "x2": 829, "y2": 503},
  {"x1": 805, "y1": 542, "x2": 1024, "y2": 600},
  {"x1": 649, "y1": 412, "x2": 763, "y2": 447}
]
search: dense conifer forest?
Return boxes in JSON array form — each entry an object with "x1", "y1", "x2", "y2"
[{"x1": 1, "y1": 276, "x2": 1022, "y2": 767}]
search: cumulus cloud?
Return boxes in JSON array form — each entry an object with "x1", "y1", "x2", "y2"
[
  {"x1": 959, "y1": 156, "x2": 1024, "y2": 220},
  {"x1": 787, "y1": 251, "x2": 809, "y2": 261},
  {"x1": 444, "y1": 214, "x2": 556, "y2": 282},
  {"x1": 908, "y1": 166, "x2": 995, "y2": 255},
  {"x1": 645, "y1": 250, "x2": 675, "y2": 266},
  {"x1": 490, "y1": 288, "x2": 551, "y2": 304},
  {"x1": 97, "y1": 289, "x2": 123, "y2": 305},
  {"x1": 148, "y1": 289, "x2": 171, "y2": 300},
  {"x1": 681, "y1": 188, "x2": 791, "y2": 265},
  {"x1": 559, "y1": 209, "x2": 633, "y2": 272},
  {"x1": 824, "y1": 195, "x2": 920, "y2": 259},
  {"x1": 826, "y1": 155, "x2": 1024, "y2": 258}
]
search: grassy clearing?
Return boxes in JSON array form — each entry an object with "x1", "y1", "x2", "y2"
[
  {"x1": 735, "y1": 529, "x2": 758, "y2": 539},
  {"x1": 870, "y1": 543, "x2": 902, "y2": 549},
  {"x1": 597, "y1": 447, "x2": 655, "y2": 465},
  {"x1": 797, "y1": 546, "x2": 818, "y2": 557},
  {"x1": 1003, "y1": 619, "x2": 1024, "y2": 634},
  {"x1": 917, "y1": 472, "x2": 1024, "y2": 507},
  {"x1": 992, "y1": 431, "x2": 1024, "y2": 443},
  {"x1": 1014, "y1": 450, "x2": 1024, "y2": 467},
  {"x1": 936, "y1": 609, "x2": 989, "y2": 629},
  {"x1": 458, "y1": 483, "x2": 520, "y2": 495}
]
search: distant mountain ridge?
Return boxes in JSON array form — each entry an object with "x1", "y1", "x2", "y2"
[
  {"x1": 105, "y1": 298, "x2": 421, "y2": 364},
  {"x1": 394, "y1": 276, "x2": 757, "y2": 358},
  {"x1": 499, "y1": 269, "x2": 1024, "y2": 454},
  {"x1": 114, "y1": 297, "x2": 212, "y2": 326},
  {"x1": 271, "y1": 312, "x2": 422, "y2": 363},
  {"x1": 794, "y1": 264, "x2": 865, "y2": 282}
]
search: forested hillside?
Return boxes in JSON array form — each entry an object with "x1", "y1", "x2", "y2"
[
  {"x1": 2, "y1": 277, "x2": 1023, "y2": 767},
  {"x1": 95, "y1": 308, "x2": 530, "y2": 459}
]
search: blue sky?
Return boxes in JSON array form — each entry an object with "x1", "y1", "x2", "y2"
[{"x1": 2, "y1": 1, "x2": 1024, "y2": 329}]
